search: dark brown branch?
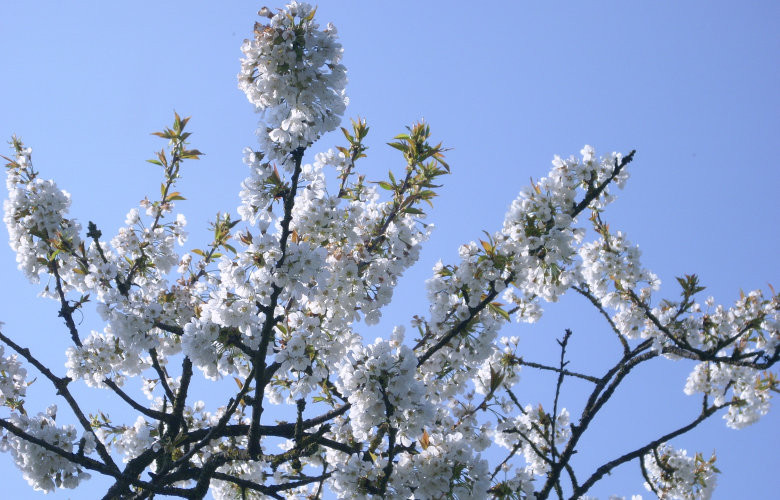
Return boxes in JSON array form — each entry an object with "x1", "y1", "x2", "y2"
[
  {"x1": 153, "y1": 321, "x2": 184, "y2": 336},
  {"x1": 49, "y1": 261, "x2": 82, "y2": 347},
  {"x1": 149, "y1": 347, "x2": 176, "y2": 402},
  {"x1": 537, "y1": 344, "x2": 657, "y2": 499},
  {"x1": 417, "y1": 283, "x2": 501, "y2": 366},
  {"x1": 103, "y1": 378, "x2": 173, "y2": 423},
  {"x1": 629, "y1": 290, "x2": 779, "y2": 370},
  {"x1": 167, "y1": 367, "x2": 257, "y2": 477},
  {"x1": 0, "y1": 330, "x2": 119, "y2": 474},
  {"x1": 572, "y1": 285, "x2": 630, "y2": 355},
  {"x1": 570, "y1": 404, "x2": 726, "y2": 499},
  {"x1": 571, "y1": 150, "x2": 635, "y2": 217},
  {"x1": 512, "y1": 358, "x2": 600, "y2": 384},
  {"x1": 376, "y1": 384, "x2": 398, "y2": 495},
  {"x1": 249, "y1": 147, "x2": 305, "y2": 457},
  {"x1": 491, "y1": 440, "x2": 523, "y2": 480},
  {"x1": 551, "y1": 329, "x2": 572, "y2": 464}
]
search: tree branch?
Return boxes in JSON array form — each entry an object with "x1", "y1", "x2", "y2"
[
  {"x1": 249, "y1": 147, "x2": 305, "y2": 458},
  {"x1": 570, "y1": 403, "x2": 727, "y2": 499},
  {"x1": 572, "y1": 285, "x2": 630, "y2": 355},
  {"x1": 0, "y1": 330, "x2": 120, "y2": 474}
]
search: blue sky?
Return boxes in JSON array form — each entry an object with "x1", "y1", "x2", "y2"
[{"x1": 1, "y1": 1, "x2": 778, "y2": 498}]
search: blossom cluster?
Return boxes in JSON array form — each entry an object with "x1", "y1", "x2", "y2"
[
  {"x1": 3, "y1": 143, "x2": 82, "y2": 285},
  {"x1": 642, "y1": 444, "x2": 718, "y2": 500},
  {"x1": 1, "y1": 406, "x2": 94, "y2": 492},
  {"x1": 238, "y1": 1, "x2": 347, "y2": 164},
  {"x1": 335, "y1": 335, "x2": 430, "y2": 443},
  {"x1": 684, "y1": 359, "x2": 772, "y2": 429},
  {"x1": 0, "y1": 344, "x2": 27, "y2": 409}
]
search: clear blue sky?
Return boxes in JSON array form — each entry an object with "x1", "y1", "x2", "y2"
[{"x1": 1, "y1": 1, "x2": 778, "y2": 498}]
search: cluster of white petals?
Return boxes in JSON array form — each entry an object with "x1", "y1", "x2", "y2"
[
  {"x1": 107, "y1": 416, "x2": 158, "y2": 463},
  {"x1": 579, "y1": 231, "x2": 660, "y2": 339},
  {"x1": 239, "y1": 1, "x2": 347, "y2": 164},
  {"x1": 494, "y1": 404, "x2": 571, "y2": 476},
  {"x1": 65, "y1": 330, "x2": 143, "y2": 388},
  {"x1": 211, "y1": 461, "x2": 269, "y2": 500},
  {"x1": 1, "y1": 406, "x2": 94, "y2": 492},
  {"x1": 335, "y1": 335, "x2": 431, "y2": 443},
  {"x1": 642, "y1": 443, "x2": 718, "y2": 500},
  {"x1": 684, "y1": 361, "x2": 771, "y2": 429},
  {"x1": 3, "y1": 146, "x2": 82, "y2": 284},
  {"x1": 0, "y1": 345, "x2": 27, "y2": 407}
]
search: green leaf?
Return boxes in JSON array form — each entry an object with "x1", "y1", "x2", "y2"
[
  {"x1": 489, "y1": 365, "x2": 504, "y2": 391},
  {"x1": 377, "y1": 181, "x2": 393, "y2": 190},
  {"x1": 165, "y1": 191, "x2": 185, "y2": 202},
  {"x1": 387, "y1": 142, "x2": 407, "y2": 153},
  {"x1": 181, "y1": 149, "x2": 203, "y2": 159},
  {"x1": 489, "y1": 302, "x2": 511, "y2": 321}
]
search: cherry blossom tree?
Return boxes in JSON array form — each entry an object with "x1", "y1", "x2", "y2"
[{"x1": 1, "y1": 3, "x2": 777, "y2": 499}]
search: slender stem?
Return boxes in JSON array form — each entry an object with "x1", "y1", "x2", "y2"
[
  {"x1": 571, "y1": 151, "x2": 635, "y2": 217},
  {"x1": 512, "y1": 358, "x2": 600, "y2": 384},
  {"x1": 537, "y1": 347, "x2": 657, "y2": 499},
  {"x1": 551, "y1": 329, "x2": 572, "y2": 464},
  {"x1": 49, "y1": 261, "x2": 82, "y2": 346},
  {"x1": 572, "y1": 285, "x2": 629, "y2": 355}
]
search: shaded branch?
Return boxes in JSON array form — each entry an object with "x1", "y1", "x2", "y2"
[
  {"x1": 511, "y1": 357, "x2": 600, "y2": 384},
  {"x1": 551, "y1": 329, "x2": 572, "y2": 465},
  {"x1": 417, "y1": 282, "x2": 503, "y2": 367},
  {"x1": 249, "y1": 146, "x2": 306, "y2": 457},
  {"x1": 571, "y1": 150, "x2": 635, "y2": 217},
  {"x1": 570, "y1": 403, "x2": 726, "y2": 499},
  {"x1": 49, "y1": 261, "x2": 82, "y2": 347},
  {"x1": 0, "y1": 330, "x2": 119, "y2": 474},
  {"x1": 103, "y1": 378, "x2": 173, "y2": 423},
  {"x1": 149, "y1": 347, "x2": 175, "y2": 402},
  {"x1": 572, "y1": 285, "x2": 630, "y2": 355}
]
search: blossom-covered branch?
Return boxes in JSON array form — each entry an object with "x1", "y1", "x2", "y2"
[{"x1": 1, "y1": 3, "x2": 776, "y2": 499}]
